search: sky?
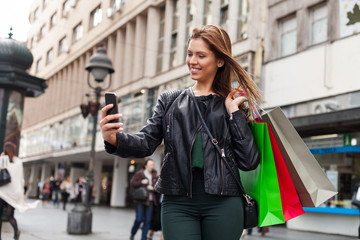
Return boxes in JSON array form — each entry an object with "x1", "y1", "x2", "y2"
[{"x1": 0, "y1": 0, "x2": 33, "y2": 42}]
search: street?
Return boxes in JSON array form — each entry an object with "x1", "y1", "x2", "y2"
[{"x1": 1, "y1": 200, "x2": 358, "y2": 240}]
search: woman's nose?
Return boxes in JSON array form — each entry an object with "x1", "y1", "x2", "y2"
[{"x1": 189, "y1": 55, "x2": 197, "y2": 64}]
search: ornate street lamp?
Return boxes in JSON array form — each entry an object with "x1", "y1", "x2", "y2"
[{"x1": 67, "y1": 44, "x2": 114, "y2": 234}]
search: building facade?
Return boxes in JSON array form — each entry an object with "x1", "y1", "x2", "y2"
[
  {"x1": 23, "y1": 0, "x2": 265, "y2": 207},
  {"x1": 262, "y1": 0, "x2": 360, "y2": 236}
]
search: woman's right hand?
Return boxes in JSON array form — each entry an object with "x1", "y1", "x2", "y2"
[{"x1": 99, "y1": 104, "x2": 123, "y2": 147}]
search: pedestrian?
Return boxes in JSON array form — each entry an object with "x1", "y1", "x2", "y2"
[
  {"x1": 147, "y1": 193, "x2": 163, "y2": 240},
  {"x1": 128, "y1": 159, "x2": 158, "y2": 240},
  {"x1": 100, "y1": 25, "x2": 261, "y2": 240},
  {"x1": 74, "y1": 177, "x2": 84, "y2": 203},
  {"x1": 42, "y1": 178, "x2": 51, "y2": 206},
  {"x1": 60, "y1": 176, "x2": 74, "y2": 211},
  {"x1": 49, "y1": 176, "x2": 54, "y2": 201},
  {"x1": 0, "y1": 142, "x2": 38, "y2": 240},
  {"x1": 52, "y1": 174, "x2": 62, "y2": 207},
  {"x1": 258, "y1": 226, "x2": 270, "y2": 236}
]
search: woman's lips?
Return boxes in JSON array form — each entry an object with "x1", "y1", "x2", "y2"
[{"x1": 190, "y1": 67, "x2": 200, "y2": 74}]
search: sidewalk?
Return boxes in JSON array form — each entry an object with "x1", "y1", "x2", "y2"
[{"x1": 2, "y1": 200, "x2": 358, "y2": 240}]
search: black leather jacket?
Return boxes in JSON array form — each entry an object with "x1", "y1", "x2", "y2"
[{"x1": 105, "y1": 88, "x2": 260, "y2": 197}]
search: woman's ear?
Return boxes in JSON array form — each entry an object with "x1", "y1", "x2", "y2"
[{"x1": 217, "y1": 59, "x2": 224, "y2": 68}]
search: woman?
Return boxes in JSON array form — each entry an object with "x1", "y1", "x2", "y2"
[
  {"x1": 129, "y1": 159, "x2": 158, "y2": 240},
  {"x1": 147, "y1": 192, "x2": 163, "y2": 240},
  {"x1": 42, "y1": 178, "x2": 51, "y2": 205},
  {"x1": 74, "y1": 177, "x2": 84, "y2": 203},
  {"x1": 60, "y1": 176, "x2": 74, "y2": 211},
  {"x1": 100, "y1": 25, "x2": 261, "y2": 240},
  {"x1": 0, "y1": 142, "x2": 37, "y2": 240}
]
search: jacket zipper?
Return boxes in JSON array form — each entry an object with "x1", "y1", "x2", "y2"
[
  {"x1": 220, "y1": 126, "x2": 230, "y2": 195},
  {"x1": 230, "y1": 113, "x2": 244, "y2": 140},
  {"x1": 166, "y1": 113, "x2": 171, "y2": 137}
]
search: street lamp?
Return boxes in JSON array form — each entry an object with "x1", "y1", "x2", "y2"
[
  {"x1": 67, "y1": 44, "x2": 114, "y2": 234},
  {"x1": 84, "y1": 45, "x2": 114, "y2": 210}
]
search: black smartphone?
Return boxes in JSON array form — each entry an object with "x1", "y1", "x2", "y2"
[{"x1": 105, "y1": 92, "x2": 120, "y2": 124}]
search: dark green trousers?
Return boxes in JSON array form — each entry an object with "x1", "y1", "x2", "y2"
[{"x1": 161, "y1": 169, "x2": 244, "y2": 240}]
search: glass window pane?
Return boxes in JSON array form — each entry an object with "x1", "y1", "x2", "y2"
[
  {"x1": 312, "y1": 18, "x2": 327, "y2": 44},
  {"x1": 313, "y1": 5, "x2": 327, "y2": 21},
  {"x1": 237, "y1": 0, "x2": 249, "y2": 40},
  {"x1": 282, "y1": 18, "x2": 296, "y2": 33},
  {"x1": 281, "y1": 31, "x2": 296, "y2": 56},
  {"x1": 204, "y1": 0, "x2": 212, "y2": 25},
  {"x1": 311, "y1": 5, "x2": 327, "y2": 45},
  {"x1": 91, "y1": 6, "x2": 102, "y2": 28},
  {"x1": 172, "y1": 1, "x2": 179, "y2": 31},
  {"x1": 220, "y1": 6, "x2": 229, "y2": 30}
]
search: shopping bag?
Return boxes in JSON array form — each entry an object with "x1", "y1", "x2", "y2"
[
  {"x1": 239, "y1": 121, "x2": 285, "y2": 227},
  {"x1": 262, "y1": 107, "x2": 337, "y2": 207},
  {"x1": 0, "y1": 156, "x2": 11, "y2": 186},
  {"x1": 267, "y1": 123, "x2": 305, "y2": 221}
]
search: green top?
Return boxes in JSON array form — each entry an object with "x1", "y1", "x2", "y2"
[{"x1": 191, "y1": 132, "x2": 204, "y2": 169}]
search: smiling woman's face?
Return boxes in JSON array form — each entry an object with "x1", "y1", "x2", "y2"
[{"x1": 186, "y1": 38, "x2": 223, "y2": 84}]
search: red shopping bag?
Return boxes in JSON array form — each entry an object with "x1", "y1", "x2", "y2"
[{"x1": 267, "y1": 123, "x2": 305, "y2": 221}]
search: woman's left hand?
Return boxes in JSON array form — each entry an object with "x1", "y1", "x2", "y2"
[{"x1": 225, "y1": 88, "x2": 248, "y2": 114}]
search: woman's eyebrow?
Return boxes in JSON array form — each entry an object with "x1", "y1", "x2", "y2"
[{"x1": 187, "y1": 50, "x2": 208, "y2": 55}]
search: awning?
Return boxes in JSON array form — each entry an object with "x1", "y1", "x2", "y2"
[{"x1": 290, "y1": 107, "x2": 360, "y2": 137}]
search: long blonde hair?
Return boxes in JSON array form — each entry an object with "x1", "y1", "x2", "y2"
[{"x1": 188, "y1": 25, "x2": 262, "y2": 107}]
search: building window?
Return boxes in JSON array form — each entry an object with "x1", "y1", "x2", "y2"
[
  {"x1": 185, "y1": 0, "x2": 195, "y2": 60},
  {"x1": 220, "y1": 0, "x2": 229, "y2": 31},
  {"x1": 203, "y1": 0, "x2": 212, "y2": 25},
  {"x1": 34, "y1": 7, "x2": 39, "y2": 21},
  {"x1": 90, "y1": 5, "x2": 103, "y2": 28},
  {"x1": 237, "y1": 0, "x2": 249, "y2": 40},
  {"x1": 311, "y1": 4, "x2": 328, "y2": 45},
  {"x1": 170, "y1": 1, "x2": 179, "y2": 68},
  {"x1": 62, "y1": 0, "x2": 72, "y2": 18},
  {"x1": 50, "y1": 12, "x2": 57, "y2": 29},
  {"x1": 36, "y1": 58, "x2": 43, "y2": 72},
  {"x1": 72, "y1": 22, "x2": 83, "y2": 42},
  {"x1": 40, "y1": 24, "x2": 46, "y2": 40},
  {"x1": 156, "y1": 7, "x2": 165, "y2": 73},
  {"x1": 58, "y1": 37, "x2": 69, "y2": 54},
  {"x1": 111, "y1": 0, "x2": 124, "y2": 10},
  {"x1": 170, "y1": 33, "x2": 177, "y2": 68},
  {"x1": 280, "y1": 16, "x2": 297, "y2": 57},
  {"x1": 46, "y1": 48, "x2": 54, "y2": 64},
  {"x1": 186, "y1": 0, "x2": 195, "y2": 36}
]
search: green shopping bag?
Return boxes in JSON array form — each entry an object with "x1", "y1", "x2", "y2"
[{"x1": 239, "y1": 121, "x2": 285, "y2": 227}]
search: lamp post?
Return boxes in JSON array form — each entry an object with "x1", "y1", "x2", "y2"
[
  {"x1": 67, "y1": 45, "x2": 114, "y2": 234},
  {"x1": 84, "y1": 45, "x2": 114, "y2": 210}
]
